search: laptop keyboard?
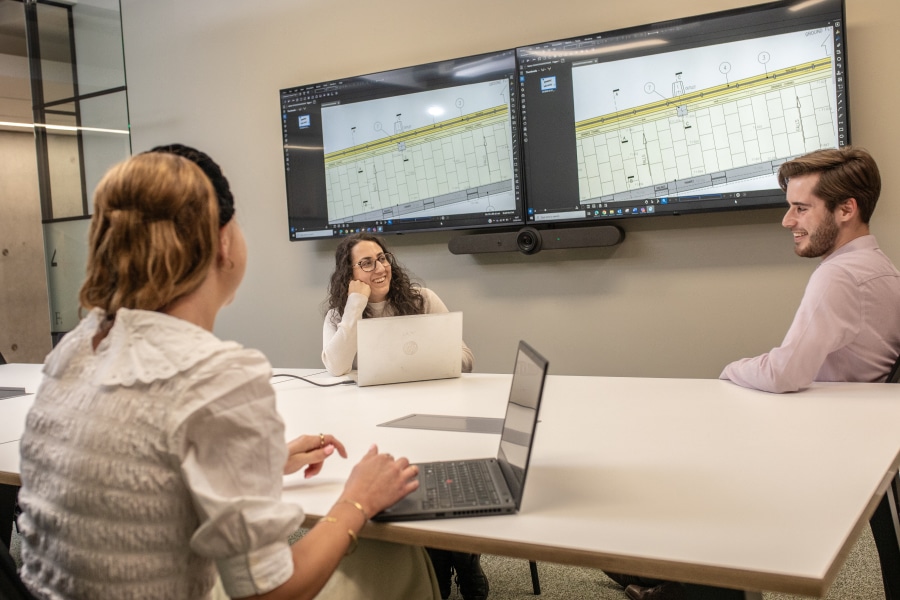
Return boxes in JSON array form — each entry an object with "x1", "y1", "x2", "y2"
[{"x1": 421, "y1": 461, "x2": 501, "y2": 509}]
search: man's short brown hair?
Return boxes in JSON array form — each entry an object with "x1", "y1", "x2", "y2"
[{"x1": 778, "y1": 146, "x2": 881, "y2": 223}]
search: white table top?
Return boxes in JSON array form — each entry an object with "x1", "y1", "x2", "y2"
[
  {"x1": 3, "y1": 363, "x2": 900, "y2": 597},
  {"x1": 0, "y1": 395, "x2": 34, "y2": 446},
  {"x1": 0, "y1": 364, "x2": 40, "y2": 481},
  {"x1": 0, "y1": 363, "x2": 44, "y2": 393},
  {"x1": 271, "y1": 372, "x2": 900, "y2": 596}
]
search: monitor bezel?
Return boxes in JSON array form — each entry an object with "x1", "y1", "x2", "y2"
[
  {"x1": 280, "y1": 48, "x2": 525, "y2": 242},
  {"x1": 515, "y1": 0, "x2": 849, "y2": 227}
]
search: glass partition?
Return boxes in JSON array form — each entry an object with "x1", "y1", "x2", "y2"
[{"x1": 25, "y1": 0, "x2": 131, "y2": 336}]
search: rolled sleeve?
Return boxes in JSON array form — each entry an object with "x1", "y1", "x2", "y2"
[
  {"x1": 216, "y1": 541, "x2": 295, "y2": 598},
  {"x1": 173, "y1": 350, "x2": 303, "y2": 596}
]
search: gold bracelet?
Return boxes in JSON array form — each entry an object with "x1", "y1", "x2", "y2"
[
  {"x1": 346, "y1": 527, "x2": 359, "y2": 555},
  {"x1": 317, "y1": 517, "x2": 358, "y2": 556},
  {"x1": 340, "y1": 499, "x2": 369, "y2": 521}
]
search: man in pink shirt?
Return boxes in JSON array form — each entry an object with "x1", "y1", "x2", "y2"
[
  {"x1": 621, "y1": 147, "x2": 900, "y2": 600},
  {"x1": 720, "y1": 146, "x2": 900, "y2": 393}
]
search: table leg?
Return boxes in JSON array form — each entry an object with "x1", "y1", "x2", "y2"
[
  {"x1": 870, "y1": 473, "x2": 900, "y2": 600},
  {"x1": 683, "y1": 584, "x2": 762, "y2": 599},
  {"x1": 0, "y1": 483, "x2": 17, "y2": 549},
  {"x1": 529, "y1": 560, "x2": 541, "y2": 595}
]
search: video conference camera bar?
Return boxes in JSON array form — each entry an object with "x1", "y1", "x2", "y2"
[{"x1": 449, "y1": 225, "x2": 624, "y2": 255}]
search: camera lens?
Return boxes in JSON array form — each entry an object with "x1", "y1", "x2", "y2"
[{"x1": 516, "y1": 227, "x2": 542, "y2": 254}]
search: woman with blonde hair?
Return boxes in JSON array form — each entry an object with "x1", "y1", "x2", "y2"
[{"x1": 17, "y1": 146, "x2": 437, "y2": 600}]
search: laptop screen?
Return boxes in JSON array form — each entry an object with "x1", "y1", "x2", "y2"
[{"x1": 497, "y1": 341, "x2": 548, "y2": 507}]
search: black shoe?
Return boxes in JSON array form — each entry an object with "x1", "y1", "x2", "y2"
[
  {"x1": 625, "y1": 582, "x2": 686, "y2": 600},
  {"x1": 451, "y1": 552, "x2": 489, "y2": 600},
  {"x1": 426, "y1": 548, "x2": 453, "y2": 599},
  {"x1": 605, "y1": 571, "x2": 666, "y2": 589}
]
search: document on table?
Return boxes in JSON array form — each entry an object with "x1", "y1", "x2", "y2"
[{"x1": 378, "y1": 413, "x2": 503, "y2": 434}]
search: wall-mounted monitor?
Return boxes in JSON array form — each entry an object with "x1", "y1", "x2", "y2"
[
  {"x1": 280, "y1": 49, "x2": 524, "y2": 241},
  {"x1": 517, "y1": 0, "x2": 848, "y2": 225}
]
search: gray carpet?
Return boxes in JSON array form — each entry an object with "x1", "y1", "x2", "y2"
[
  {"x1": 10, "y1": 525, "x2": 886, "y2": 598},
  {"x1": 444, "y1": 525, "x2": 885, "y2": 599}
]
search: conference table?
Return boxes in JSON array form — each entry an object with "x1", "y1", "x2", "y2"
[{"x1": 2, "y1": 363, "x2": 900, "y2": 599}]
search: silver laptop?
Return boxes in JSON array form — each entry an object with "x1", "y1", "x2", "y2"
[
  {"x1": 356, "y1": 312, "x2": 463, "y2": 387},
  {"x1": 373, "y1": 341, "x2": 548, "y2": 521}
]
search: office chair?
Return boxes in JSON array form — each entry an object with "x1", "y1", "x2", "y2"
[
  {"x1": 886, "y1": 354, "x2": 900, "y2": 384},
  {"x1": 869, "y1": 354, "x2": 900, "y2": 600},
  {"x1": 0, "y1": 540, "x2": 37, "y2": 600}
]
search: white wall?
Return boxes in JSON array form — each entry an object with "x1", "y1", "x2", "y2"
[{"x1": 119, "y1": 0, "x2": 900, "y2": 377}]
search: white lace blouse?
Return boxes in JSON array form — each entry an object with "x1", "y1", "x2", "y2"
[{"x1": 18, "y1": 308, "x2": 303, "y2": 600}]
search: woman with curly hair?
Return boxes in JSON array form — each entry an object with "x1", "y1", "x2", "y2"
[
  {"x1": 322, "y1": 233, "x2": 486, "y2": 600},
  {"x1": 321, "y1": 233, "x2": 474, "y2": 377}
]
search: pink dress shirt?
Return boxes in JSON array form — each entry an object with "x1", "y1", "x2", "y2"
[{"x1": 721, "y1": 235, "x2": 900, "y2": 392}]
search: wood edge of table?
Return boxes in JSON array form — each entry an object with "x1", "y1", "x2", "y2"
[
  {"x1": 302, "y1": 514, "x2": 826, "y2": 596},
  {"x1": 0, "y1": 471, "x2": 21, "y2": 487}
]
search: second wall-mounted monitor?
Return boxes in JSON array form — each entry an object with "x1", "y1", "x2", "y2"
[
  {"x1": 517, "y1": 0, "x2": 848, "y2": 225},
  {"x1": 281, "y1": 50, "x2": 524, "y2": 241}
]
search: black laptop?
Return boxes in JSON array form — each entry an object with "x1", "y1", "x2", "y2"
[{"x1": 373, "y1": 341, "x2": 548, "y2": 522}]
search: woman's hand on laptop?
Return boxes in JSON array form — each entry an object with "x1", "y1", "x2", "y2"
[
  {"x1": 284, "y1": 433, "x2": 348, "y2": 478},
  {"x1": 341, "y1": 444, "x2": 420, "y2": 517}
]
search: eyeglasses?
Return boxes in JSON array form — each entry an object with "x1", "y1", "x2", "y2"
[{"x1": 354, "y1": 252, "x2": 393, "y2": 272}]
